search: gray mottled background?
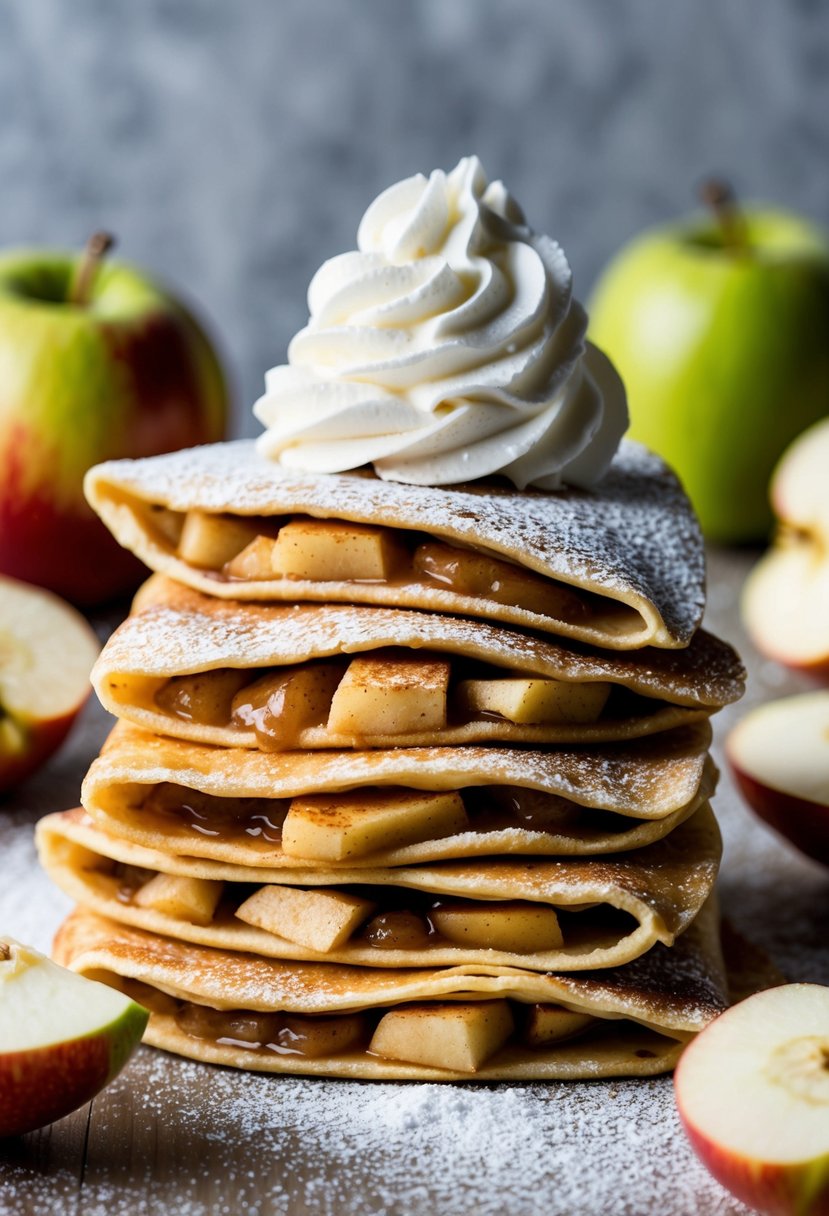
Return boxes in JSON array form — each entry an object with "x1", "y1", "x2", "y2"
[{"x1": 1, "y1": 0, "x2": 827, "y2": 434}]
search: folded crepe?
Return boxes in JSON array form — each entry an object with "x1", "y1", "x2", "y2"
[
  {"x1": 81, "y1": 721, "x2": 716, "y2": 866},
  {"x1": 38, "y1": 802, "x2": 720, "y2": 973},
  {"x1": 93, "y1": 577, "x2": 743, "y2": 751},
  {"x1": 84, "y1": 439, "x2": 704, "y2": 650},
  {"x1": 52, "y1": 899, "x2": 728, "y2": 1080}
]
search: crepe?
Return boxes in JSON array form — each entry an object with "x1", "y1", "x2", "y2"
[
  {"x1": 52, "y1": 899, "x2": 728, "y2": 1080},
  {"x1": 93, "y1": 577, "x2": 743, "y2": 751},
  {"x1": 84, "y1": 438, "x2": 705, "y2": 650},
  {"x1": 38, "y1": 802, "x2": 720, "y2": 973},
  {"x1": 81, "y1": 720, "x2": 716, "y2": 865}
]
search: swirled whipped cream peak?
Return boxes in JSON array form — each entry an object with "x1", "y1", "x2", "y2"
[{"x1": 254, "y1": 156, "x2": 628, "y2": 490}]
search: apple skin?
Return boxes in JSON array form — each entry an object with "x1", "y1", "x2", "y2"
[
  {"x1": 729, "y1": 765, "x2": 829, "y2": 867},
  {"x1": 0, "y1": 249, "x2": 229, "y2": 605},
  {"x1": 0, "y1": 711, "x2": 85, "y2": 797},
  {"x1": 588, "y1": 208, "x2": 829, "y2": 543},
  {"x1": 681, "y1": 1119, "x2": 829, "y2": 1216},
  {"x1": 0, "y1": 1003, "x2": 148, "y2": 1139}
]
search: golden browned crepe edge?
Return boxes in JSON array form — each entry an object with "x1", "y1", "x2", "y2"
[
  {"x1": 84, "y1": 439, "x2": 706, "y2": 650},
  {"x1": 39, "y1": 804, "x2": 721, "y2": 972},
  {"x1": 91, "y1": 580, "x2": 743, "y2": 750},
  {"x1": 52, "y1": 903, "x2": 726, "y2": 1080},
  {"x1": 82, "y1": 719, "x2": 715, "y2": 827}
]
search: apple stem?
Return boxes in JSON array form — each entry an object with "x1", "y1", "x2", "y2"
[
  {"x1": 70, "y1": 231, "x2": 116, "y2": 307},
  {"x1": 0, "y1": 943, "x2": 9, "y2": 961},
  {"x1": 699, "y1": 179, "x2": 749, "y2": 254}
]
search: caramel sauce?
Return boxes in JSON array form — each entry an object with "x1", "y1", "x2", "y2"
[
  {"x1": 137, "y1": 782, "x2": 590, "y2": 848},
  {"x1": 150, "y1": 992, "x2": 611, "y2": 1060},
  {"x1": 361, "y1": 909, "x2": 435, "y2": 950},
  {"x1": 173, "y1": 1002, "x2": 370, "y2": 1057},
  {"x1": 141, "y1": 783, "x2": 287, "y2": 844},
  {"x1": 178, "y1": 510, "x2": 595, "y2": 624}
]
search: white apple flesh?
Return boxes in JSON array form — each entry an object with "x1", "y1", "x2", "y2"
[
  {"x1": 0, "y1": 937, "x2": 148, "y2": 1138},
  {"x1": 743, "y1": 418, "x2": 829, "y2": 677},
  {"x1": 0, "y1": 575, "x2": 100, "y2": 793},
  {"x1": 675, "y1": 984, "x2": 829, "y2": 1216},
  {"x1": 726, "y1": 692, "x2": 829, "y2": 865}
]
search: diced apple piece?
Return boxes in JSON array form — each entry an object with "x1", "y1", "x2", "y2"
[
  {"x1": 430, "y1": 899, "x2": 564, "y2": 954},
  {"x1": 327, "y1": 651, "x2": 450, "y2": 738},
  {"x1": 132, "y1": 873, "x2": 224, "y2": 926},
  {"x1": 224, "y1": 535, "x2": 278, "y2": 580},
  {"x1": 458, "y1": 677, "x2": 611, "y2": 725},
  {"x1": 178, "y1": 511, "x2": 263, "y2": 569},
  {"x1": 147, "y1": 505, "x2": 185, "y2": 547},
  {"x1": 271, "y1": 519, "x2": 405, "y2": 581},
  {"x1": 231, "y1": 663, "x2": 344, "y2": 748},
  {"x1": 413, "y1": 542, "x2": 589, "y2": 621},
  {"x1": 154, "y1": 669, "x2": 251, "y2": 726},
  {"x1": 279, "y1": 1012, "x2": 368, "y2": 1058},
  {"x1": 235, "y1": 884, "x2": 375, "y2": 952},
  {"x1": 523, "y1": 1004, "x2": 596, "y2": 1048},
  {"x1": 369, "y1": 1001, "x2": 514, "y2": 1073},
  {"x1": 282, "y1": 788, "x2": 469, "y2": 861}
]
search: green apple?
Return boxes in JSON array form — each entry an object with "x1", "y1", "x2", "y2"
[
  {"x1": 0, "y1": 937, "x2": 148, "y2": 1138},
  {"x1": 0, "y1": 574, "x2": 100, "y2": 794},
  {"x1": 588, "y1": 185, "x2": 829, "y2": 542},
  {"x1": 0, "y1": 233, "x2": 229, "y2": 605}
]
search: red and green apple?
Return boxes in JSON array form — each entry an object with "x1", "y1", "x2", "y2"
[
  {"x1": 0, "y1": 234, "x2": 229, "y2": 605},
  {"x1": 0, "y1": 937, "x2": 148, "y2": 1138}
]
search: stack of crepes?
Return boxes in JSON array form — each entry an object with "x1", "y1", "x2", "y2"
[{"x1": 38, "y1": 157, "x2": 745, "y2": 1081}]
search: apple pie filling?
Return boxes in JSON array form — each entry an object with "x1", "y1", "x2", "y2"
[
  {"x1": 134, "y1": 781, "x2": 635, "y2": 858},
  {"x1": 120, "y1": 978, "x2": 608, "y2": 1072},
  {"x1": 151, "y1": 648, "x2": 643, "y2": 749},
  {"x1": 146, "y1": 506, "x2": 598, "y2": 625},
  {"x1": 106, "y1": 857, "x2": 631, "y2": 959}
]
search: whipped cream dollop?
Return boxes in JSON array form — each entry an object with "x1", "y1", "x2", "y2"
[{"x1": 254, "y1": 156, "x2": 628, "y2": 490}]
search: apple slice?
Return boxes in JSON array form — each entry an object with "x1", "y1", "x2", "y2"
[
  {"x1": 457, "y1": 677, "x2": 611, "y2": 725},
  {"x1": 369, "y1": 1000, "x2": 514, "y2": 1073},
  {"x1": 271, "y1": 519, "x2": 405, "y2": 581},
  {"x1": 674, "y1": 984, "x2": 829, "y2": 1216},
  {"x1": 726, "y1": 692, "x2": 829, "y2": 865},
  {"x1": 0, "y1": 937, "x2": 148, "y2": 1138},
  {"x1": 742, "y1": 417, "x2": 829, "y2": 676},
  {"x1": 0, "y1": 575, "x2": 100, "y2": 793}
]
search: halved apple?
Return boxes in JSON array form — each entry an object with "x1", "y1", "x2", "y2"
[
  {"x1": 0, "y1": 937, "x2": 148, "y2": 1138},
  {"x1": 742, "y1": 417, "x2": 829, "y2": 678},
  {"x1": 726, "y1": 691, "x2": 829, "y2": 865},
  {"x1": 674, "y1": 983, "x2": 829, "y2": 1216},
  {"x1": 0, "y1": 575, "x2": 100, "y2": 793}
]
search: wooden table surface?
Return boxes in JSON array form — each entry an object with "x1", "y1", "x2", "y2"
[{"x1": 1, "y1": 547, "x2": 827, "y2": 1216}]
